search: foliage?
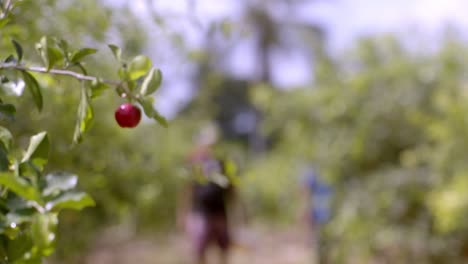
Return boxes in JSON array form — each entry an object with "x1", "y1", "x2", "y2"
[
  {"x1": 0, "y1": 1, "x2": 166, "y2": 262},
  {"x1": 247, "y1": 34, "x2": 468, "y2": 263}
]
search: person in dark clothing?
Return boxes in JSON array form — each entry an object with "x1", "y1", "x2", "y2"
[
  {"x1": 179, "y1": 146, "x2": 235, "y2": 264},
  {"x1": 190, "y1": 179, "x2": 233, "y2": 262}
]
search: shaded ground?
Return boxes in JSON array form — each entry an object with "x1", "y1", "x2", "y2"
[{"x1": 85, "y1": 225, "x2": 314, "y2": 264}]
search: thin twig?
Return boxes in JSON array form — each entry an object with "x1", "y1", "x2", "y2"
[
  {"x1": 0, "y1": 63, "x2": 121, "y2": 86},
  {"x1": 0, "y1": 63, "x2": 143, "y2": 102}
]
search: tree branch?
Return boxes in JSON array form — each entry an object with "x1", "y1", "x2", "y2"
[{"x1": 0, "y1": 63, "x2": 121, "y2": 86}]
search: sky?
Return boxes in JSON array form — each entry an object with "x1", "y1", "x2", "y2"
[
  {"x1": 309, "y1": 0, "x2": 468, "y2": 49},
  {"x1": 103, "y1": 0, "x2": 468, "y2": 117}
]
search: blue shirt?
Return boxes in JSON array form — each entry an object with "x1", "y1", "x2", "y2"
[{"x1": 302, "y1": 170, "x2": 332, "y2": 225}]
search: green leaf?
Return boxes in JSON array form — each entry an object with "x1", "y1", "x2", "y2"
[
  {"x1": 57, "y1": 39, "x2": 69, "y2": 60},
  {"x1": 31, "y1": 213, "x2": 57, "y2": 256},
  {"x1": 21, "y1": 71, "x2": 43, "y2": 111},
  {"x1": 42, "y1": 172, "x2": 77, "y2": 197},
  {"x1": 18, "y1": 162, "x2": 39, "y2": 179},
  {"x1": 4, "y1": 54, "x2": 15, "y2": 63},
  {"x1": 0, "y1": 103, "x2": 15, "y2": 121},
  {"x1": 73, "y1": 83, "x2": 93, "y2": 144},
  {"x1": 117, "y1": 66, "x2": 128, "y2": 80},
  {"x1": 139, "y1": 67, "x2": 162, "y2": 96},
  {"x1": 0, "y1": 173, "x2": 41, "y2": 202},
  {"x1": 21, "y1": 132, "x2": 49, "y2": 171},
  {"x1": 3, "y1": 225, "x2": 20, "y2": 241},
  {"x1": 153, "y1": 114, "x2": 168, "y2": 128},
  {"x1": 14, "y1": 254, "x2": 43, "y2": 264},
  {"x1": 11, "y1": 39, "x2": 23, "y2": 63},
  {"x1": 46, "y1": 46, "x2": 63, "y2": 70},
  {"x1": 75, "y1": 62, "x2": 88, "y2": 75},
  {"x1": 0, "y1": 146, "x2": 8, "y2": 172},
  {"x1": 129, "y1": 55, "x2": 151, "y2": 80},
  {"x1": 7, "y1": 232, "x2": 33, "y2": 262},
  {"x1": 0, "y1": 127, "x2": 10, "y2": 171},
  {"x1": 70, "y1": 48, "x2": 97, "y2": 63},
  {"x1": 35, "y1": 36, "x2": 48, "y2": 69},
  {"x1": 35, "y1": 37, "x2": 63, "y2": 70},
  {"x1": 138, "y1": 97, "x2": 168, "y2": 127},
  {"x1": 45, "y1": 191, "x2": 95, "y2": 212},
  {"x1": 0, "y1": 242, "x2": 6, "y2": 263},
  {"x1": 90, "y1": 78, "x2": 109, "y2": 99},
  {"x1": 0, "y1": 18, "x2": 9, "y2": 29},
  {"x1": 108, "y1": 44, "x2": 122, "y2": 61},
  {"x1": 0, "y1": 127, "x2": 12, "y2": 151}
]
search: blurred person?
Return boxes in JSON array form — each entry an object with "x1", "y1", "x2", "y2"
[
  {"x1": 177, "y1": 124, "x2": 240, "y2": 264},
  {"x1": 300, "y1": 167, "x2": 333, "y2": 264}
]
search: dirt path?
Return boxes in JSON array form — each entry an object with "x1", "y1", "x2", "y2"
[{"x1": 85, "y1": 226, "x2": 314, "y2": 264}]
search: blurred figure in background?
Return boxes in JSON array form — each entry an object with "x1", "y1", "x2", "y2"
[
  {"x1": 178, "y1": 124, "x2": 239, "y2": 264},
  {"x1": 300, "y1": 167, "x2": 333, "y2": 264}
]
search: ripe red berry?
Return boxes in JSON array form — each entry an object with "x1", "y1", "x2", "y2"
[{"x1": 115, "y1": 103, "x2": 141, "y2": 128}]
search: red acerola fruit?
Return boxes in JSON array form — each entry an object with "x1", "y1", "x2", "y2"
[{"x1": 115, "y1": 103, "x2": 141, "y2": 128}]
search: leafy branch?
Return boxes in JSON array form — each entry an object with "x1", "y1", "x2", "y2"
[
  {"x1": 0, "y1": 2, "x2": 168, "y2": 263},
  {"x1": 0, "y1": 37, "x2": 167, "y2": 143}
]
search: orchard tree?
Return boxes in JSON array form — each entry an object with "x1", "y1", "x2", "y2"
[
  {"x1": 246, "y1": 33, "x2": 468, "y2": 263},
  {"x1": 0, "y1": 1, "x2": 166, "y2": 262}
]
